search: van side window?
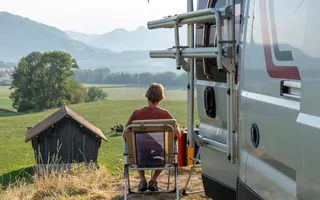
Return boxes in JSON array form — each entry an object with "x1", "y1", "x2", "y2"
[{"x1": 195, "y1": 0, "x2": 242, "y2": 83}]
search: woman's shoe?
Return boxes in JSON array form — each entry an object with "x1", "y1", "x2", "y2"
[
  {"x1": 138, "y1": 180, "x2": 148, "y2": 192},
  {"x1": 148, "y1": 180, "x2": 159, "y2": 191}
]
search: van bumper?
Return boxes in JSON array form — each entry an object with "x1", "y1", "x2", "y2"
[
  {"x1": 202, "y1": 173, "x2": 236, "y2": 200},
  {"x1": 236, "y1": 177, "x2": 264, "y2": 200},
  {"x1": 202, "y1": 174, "x2": 264, "y2": 200}
]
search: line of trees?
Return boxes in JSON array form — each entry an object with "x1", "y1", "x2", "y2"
[
  {"x1": 0, "y1": 68, "x2": 13, "y2": 85},
  {"x1": 73, "y1": 69, "x2": 188, "y2": 86},
  {"x1": 1, "y1": 61, "x2": 189, "y2": 87},
  {"x1": 10, "y1": 51, "x2": 107, "y2": 112},
  {"x1": 0, "y1": 61, "x2": 15, "y2": 69}
]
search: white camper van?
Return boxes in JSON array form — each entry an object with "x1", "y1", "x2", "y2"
[{"x1": 147, "y1": 0, "x2": 320, "y2": 199}]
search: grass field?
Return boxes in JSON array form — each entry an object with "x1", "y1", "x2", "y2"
[
  {"x1": 0, "y1": 86, "x2": 11, "y2": 109},
  {"x1": 0, "y1": 84, "x2": 191, "y2": 108},
  {"x1": 0, "y1": 84, "x2": 199, "y2": 188}
]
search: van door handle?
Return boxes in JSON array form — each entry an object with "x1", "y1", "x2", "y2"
[
  {"x1": 204, "y1": 86, "x2": 216, "y2": 118},
  {"x1": 280, "y1": 80, "x2": 301, "y2": 100}
]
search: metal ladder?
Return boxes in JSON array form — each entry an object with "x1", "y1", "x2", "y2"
[{"x1": 147, "y1": 0, "x2": 237, "y2": 164}]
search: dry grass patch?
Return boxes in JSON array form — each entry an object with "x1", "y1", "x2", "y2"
[
  {"x1": 0, "y1": 165, "x2": 206, "y2": 200},
  {"x1": 1, "y1": 165, "x2": 119, "y2": 200}
]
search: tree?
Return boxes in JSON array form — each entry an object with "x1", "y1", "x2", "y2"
[
  {"x1": 65, "y1": 78, "x2": 87, "y2": 104},
  {"x1": 85, "y1": 87, "x2": 108, "y2": 102},
  {"x1": 10, "y1": 51, "x2": 85, "y2": 112}
]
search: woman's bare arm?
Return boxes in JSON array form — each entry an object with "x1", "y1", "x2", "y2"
[
  {"x1": 123, "y1": 110, "x2": 136, "y2": 140},
  {"x1": 174, "y1": 124, "x2": 181, "y2": 138},
  {"x1": 122, "y1": 130, "x2": 127, "y2": 140}
]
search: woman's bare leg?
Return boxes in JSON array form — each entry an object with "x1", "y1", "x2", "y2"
[
  {"x1": 138, "y1": 170, "x2": 148, "y2": 191},
  {"x1": 151, "y1": 170, "x2": 162, "y2": 181},
  {"x1": 138, "y1": 170, "x2": 146, "y2": 181}
]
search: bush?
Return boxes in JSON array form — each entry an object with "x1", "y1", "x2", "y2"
[{"x1": 85, "y1": 87, "x2": 108, "y2": 102}]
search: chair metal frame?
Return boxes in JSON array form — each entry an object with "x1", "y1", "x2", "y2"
[
  {"x1": 123, "y1": 119, "x2": 179, "y2": 200},
  {"x1": 181, "y1": 149, "x2": 204, "y2": 195}
]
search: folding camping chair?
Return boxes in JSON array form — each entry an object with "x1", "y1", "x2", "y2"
[
  {"x1": 123, "y1": 119, "x2": 179, "y2": 200},
  {"x1": 181, "y1": 129, "x2": 204, "y2": 195}
]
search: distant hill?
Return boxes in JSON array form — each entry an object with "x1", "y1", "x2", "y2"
[
  {"x1": 0, "y1": 12, "x2": 181, "y2": 73},
  {"x1": 65, "y1": 31, "x2": 100, "y2": 44},
  {"x1": 65, "y1": 26, "x2": 188, "y2": 52}
]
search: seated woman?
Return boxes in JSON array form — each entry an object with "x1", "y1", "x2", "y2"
[{"x1": 122, "y1": 82, "x2": 181, "y2": 192}]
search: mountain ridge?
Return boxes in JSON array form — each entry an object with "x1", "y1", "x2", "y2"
[
  {"x1": 65, "y1": 25, "x2": 187, "y2": 52},
  {"x1": 0, "y1": 11, "x2": 179, "y2": 73}
]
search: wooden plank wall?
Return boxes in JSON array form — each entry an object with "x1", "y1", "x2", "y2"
[{"x1": 33, "y1": 118, "x2": 101, "y2": 165}]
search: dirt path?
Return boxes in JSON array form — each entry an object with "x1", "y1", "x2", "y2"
[{"x1": 110, "y1": 167, "x2": 208, "y2": 200}]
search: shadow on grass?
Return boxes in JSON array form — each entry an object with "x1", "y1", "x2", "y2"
[
  {"x1": 111, "y1": 190, "x2": 184, "y2": 200},
  {"x1": 112, "y1": 196, "x2": 124, "y2": 200},
  {"x1": 109, "y1": 132, "x2": 122, "y2": 138},
  {"x1": 0, "y1": 107, "x2": 59, "y2": 118},
  {"x1": 0, "y1": 166, "x2": 34, "y2": 189},
  {"x1": 0, "y1": 108, "x2": 28, "y2": 117}
]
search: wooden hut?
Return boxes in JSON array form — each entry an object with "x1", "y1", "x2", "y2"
[{"x1": 25, "y1": 106, "x2": 108, "y2": 167}]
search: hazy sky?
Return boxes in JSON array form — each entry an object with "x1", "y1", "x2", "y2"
[{"x1": 0, "y1": 0, "x2": 192, "y2": 34}]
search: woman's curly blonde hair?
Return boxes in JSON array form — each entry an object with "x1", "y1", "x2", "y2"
[{"x1": 144, "y1": 82, "x2": 166, "y2": 103}]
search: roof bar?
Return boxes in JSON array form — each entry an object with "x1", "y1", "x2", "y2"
[
  {"x1": 150, "y1": 47, "x2": 219, "y2": 59},
  {"x1": 147, "y1": 7, "x2": 226, "y2": 29}
]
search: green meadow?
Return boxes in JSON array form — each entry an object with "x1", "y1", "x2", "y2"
[{"x1": 0, "y1": 84, "x2": 199, "y2": 187}]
